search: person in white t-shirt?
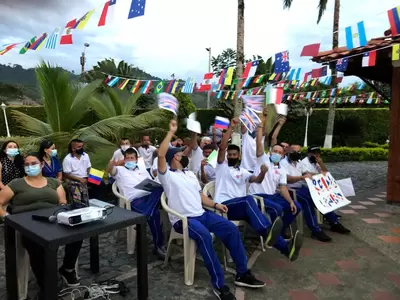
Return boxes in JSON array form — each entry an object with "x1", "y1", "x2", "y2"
[
  {"x1": 158, "y1": 119, "x2": 266, "y2": 300},
  {"x1": 137, "y1": 135, "x2": 157, "y2": 174},
  {"x1": 189, "y1": 134, "x2": 212, "y2": 175},
  {"x1": 111, "y1": 138, "x2": 137, "y2": 162},
  {"x1": 199, "y1": 143, "x2": 218, "y2": 184},
  {"x1": 107, "y1": 147, "x2": 166, "y2": 258}
]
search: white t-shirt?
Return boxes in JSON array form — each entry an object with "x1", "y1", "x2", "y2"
[
  {"x1": 300, "y1": 157, "x2": 321, "y2": 174},
  {"x1": 241, "y1": 132, "x2": 257, "y2": 172},
  {"x1": 249, "y1": 154, "x2": 287, "y2": 195},
  {"x1": 63, "y1": 153, "x2": 91, "y2": 178},
  {"x1": 111, "y1": 147, "x2": 138, "y2": 162},
  {"x1": 189, "y1": 147, "x2": 203, "y2": 174},
  {"x1": 200, "y1": 164, "x2": 216, "y2": 182},
  {"x1": 214, "y1": 161, "x2": 253, "y2": 204},
  {"x1": 137, "y1": 146, "x2": 157, "y2": 169},
  {"x1": 280, "y1": 157, "x2": 305, "y2": 189},
  {"x1": 152, "y1": 157, "x2": 158, "y2": 171},
  {"x1": 158, "y1": 168, "x2": 204, "y2": 225},
  {"x1": 114, "y1": 166, "x2": 150, "y2": 200}
]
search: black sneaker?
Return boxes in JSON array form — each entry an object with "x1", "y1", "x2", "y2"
[
  {"x1": 153, "y1": 246, "x2": 166, "y2": 260},
  {"x1": 330, "y1": 223, "x2": 351, "y2": 234},
  {"x1": 287, "y1": 230, "x2": 303, "y2": 262},
  {"x1": 213, "y1": 285, "x2": 236, "y2": 300},
  {"x1": 311, "y1": 230, "x2": 332, "y2": 242},
  {"x1": 265, "y1": 217, "x2": 283, "y2": 248},
  {"x1": 234, "y1": 270, "x2": 266, "y2": 288},
  {"x1": 59, "y1": 267, "x2": 80, "y2": 287}
]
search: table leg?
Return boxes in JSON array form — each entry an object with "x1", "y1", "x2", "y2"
[
  {"x1": 42, "y1": 247, "x2": 58, "y2": 300},
  {"x1": 5, "y1": 224, "x2": 17, "y2": 300},
  {"x1": 90, "y1": 236, "x2": 100, "y2": 273},
  {"x1": 136, "y1": 222, "x2": 148, "y2": 300}
]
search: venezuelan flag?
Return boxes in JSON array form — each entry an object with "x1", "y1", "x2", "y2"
[{"x1": 88, "y1": 168, "x2": 104, "y2": 185}]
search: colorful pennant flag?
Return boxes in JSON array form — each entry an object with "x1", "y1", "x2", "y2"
[
  {"x1": 253, "y1": 74, "x2": 265, "y2": 83},
  {"x1": 118, "y1": 79, "x2": 130, "y2": 90},
  {"x1": 60, "y1": 19, "x2": 77, "y2": 45},
  {"x1": 128, "y1": 0, "x2": 146, "y2": 19},
  {"x1": 274, "y1": 51, "x2": 290, "y2": 73},
  {"x1": 170, "y1": 80, "x2": 180, "y2": 93},
  {"x1": 345, "y1": 21, "x2": 368, "y2": 50},
  {"x1": 19, "y1": 37, "x2": 36, "y2": 54},
  {"x1": 242, "y1": 61, "x2": 259, "y2": 78},
  {"x1": 219, "y1": 67, "x2": 234, "y2": 85},
  {"x1": 362, "y1": 51, "x2": 376, "y2": 67},
  {"x1": 141, "y1": 81, "x2": 152, "y2": 94},
  {"x1": 265, "y1": 85, "x2": 283, "y2": 105},
  {"x1": 107, "y1": 77, "x2": 120, "y2": 87},
  {"x1": 75, "y1": 10, "x2": 95, "y2": 30},
  {"x1": 45, "y1": 28, "x2": 60, "y2": 49},
  {"x1": 98, "y1": 0, "x2": 117, "y2": 26},
  {"x1": 214, "y1": 116, "x2": 230, "y2": 130},
  {"x1": 392, "y1": 44, "x2": 400, "y2": 64},
  {"x1": 0, "y1": 43, "x2": 21, "y2": 55},
  {"x1": 387, "y1": 6, "x2": 400, "y2": 36},
  {"x1": 311, "y1": 66, "x2": 327, "y2": 78},
  {"x1": 300, "y1": 43, "x2": 321, "y2": 57},
  {"x1": 242, "y1": 77, "x2": 252, "y2": 88},
  {"x1": 158, "y1": 93, "x2": 179, "y2": 115},
  {"x1": 88, "y1": 168, "x2": 105, "y2": 185},
  {"x1": 154, "y1": 81, "x2": 165, "y2": 94},
  {"x1": 30, "y1": 33, "x2": 48, "y2": 50},
  {"x1": 182, "y1": 77, "x2": 195, "y2": 94},
  {"x1": 304, "y1": 71, "x2": 312, "y2": 82},
  {"x1": 198, "y1": 73, "x2": 213, "y2": 91},
  {"x1": 130, "y1": 80, "x2": 141, "y2": 93},
  {"x1": 336, "y1": 58, "x2": 349, "y2": 72}
]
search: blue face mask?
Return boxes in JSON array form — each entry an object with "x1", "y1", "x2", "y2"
[
  {"x1": 51, "y1": 149, "x2": 58, "y2": 157},
  {"x1": 125, "y1": 161, "x2": 137, "y2": 170},
  {"x1": 6, "y1": 148, "x2": 19, "y2": 157},
  {"x1": 270, "y1": 153, "x2": 282, "y2": 164},
  {"x1": 25, "y1": 165, "x2": 42, "y2": 176}
]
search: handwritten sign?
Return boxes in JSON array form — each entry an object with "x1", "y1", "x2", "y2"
[{"x1": 305, "y1": 172, "x2": 351, "y2": 214}]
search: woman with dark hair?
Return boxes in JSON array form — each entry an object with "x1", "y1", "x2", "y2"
[
  {"x1": 0, "y1": 140, "x2": 25, "y2": 189},
  {"x1": 0, "y1": 152, "x2": 82, "y2": 299},
  {"x1": 39, "y1": 139, "x2": 62, "y2": 181}
]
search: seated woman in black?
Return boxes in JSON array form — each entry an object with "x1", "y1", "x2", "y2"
[
  {"x1": 0, "y1": 140, "x2": 24, "y2": 189},
  {"x1": 39, "y1": 139, "x2": 62, "y2": 181},
  {"x1": 0, "y1": 152, "x2": 82, "y2": 298}
]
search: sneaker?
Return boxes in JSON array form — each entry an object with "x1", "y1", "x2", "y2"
[
  {"x1": 287, "y1": 230, "x2": 303, "y2": 262},
  {"x1": 311, "y1": 230, "x2": 332, "y2": 242},
  {"x1": 213, "y1": 285, "x2": 236, "y2": 300},
  {"x1": 330, "y1": 223, "x2": 351, "y2": 234},
  {"x1": 234, "y1": 270, "x2": 266, "y2": 288},
  {"x1": 59, "y1": 267, "x2": 80, "y2": 287},
  {"x1": 265, "y1": 217, "x2": 283, "y2": 247},
  {"x1": 153, "y1": 246, "x2": 166, "y2": 259}
]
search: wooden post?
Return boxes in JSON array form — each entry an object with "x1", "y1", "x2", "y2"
[{"x1": 387, "y1": 66, "x2": 400, "y2": 204}]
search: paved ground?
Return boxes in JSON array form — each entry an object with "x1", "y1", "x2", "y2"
[{"x1": 2, "y1": 161, "x2": 399, "y2": 300}]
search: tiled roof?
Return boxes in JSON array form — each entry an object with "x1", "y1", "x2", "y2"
[{"x1": 312, "y1": 33, "x2": 400, "y2": 63}]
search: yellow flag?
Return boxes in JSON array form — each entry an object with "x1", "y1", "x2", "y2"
[
  {"x1": 76, "y1": 9, "x2": 95, "y2": 30},
  {"x1": 224, "y1": 67, "x2": 235, "y2": 85},
  {"x1": 392, "y1": 44, "x2": 400, "y2": 61}
]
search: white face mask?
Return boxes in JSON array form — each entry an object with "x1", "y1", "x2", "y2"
[{"x1": 121, "y1": 145, "x2": 130, "y2": 151}]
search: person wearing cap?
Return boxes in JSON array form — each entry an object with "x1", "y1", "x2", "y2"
[
  {"x1": 106, "y1": 147, "x2": 166, "y2": 258},
  {"x1": 158, "y1": 119, "x2": 266, "y2": 300}
]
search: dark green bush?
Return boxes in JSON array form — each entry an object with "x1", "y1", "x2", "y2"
[
  {"x1": 300, "y1": 147, "x2": 388, "y2": 162},
  {"x1": 363, "y1": 141, "x2": 389, "y2": 149}
]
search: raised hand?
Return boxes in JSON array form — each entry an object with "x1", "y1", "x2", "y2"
[{"x1": 169, "y1": 119, "x2": 178, "y2": 133}]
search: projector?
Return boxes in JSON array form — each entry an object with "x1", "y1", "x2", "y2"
[{"x1": 57, "y1": 206, "x2": 107, "y2": 226}]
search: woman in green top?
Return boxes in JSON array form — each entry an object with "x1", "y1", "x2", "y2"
[{"x1": 0, "y1": 152, "x2": 82, "y2": 298}]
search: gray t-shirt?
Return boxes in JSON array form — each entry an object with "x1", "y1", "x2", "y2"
[{"x1": 8, "y1": 177, "x2": 60, "y2": 214}]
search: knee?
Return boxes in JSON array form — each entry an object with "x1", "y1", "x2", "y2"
[{"x1": 246, "y1": 195, "x2": 257, "y2": 205}]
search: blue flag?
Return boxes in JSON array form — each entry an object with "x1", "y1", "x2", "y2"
[
  {"x1": 336, "y1": 58, "x2": 349, "y2": 72},
  {"x1": 274, "y1": 51, "x2": 290, "y2": 73},
  {"x1": 128, "y1": 0, "x2": 146, "y2": 19}
]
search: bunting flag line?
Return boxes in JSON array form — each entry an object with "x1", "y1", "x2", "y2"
[
  {"x1": 198, "y1": 73, "x2": 213, "y2": 91},
  {"x1": 30, "y1": 33, "x2": 48, "y2": 50},
  {"x1": 130, "y1": 80, "x2": 141, "y2": 93},
  {"x1": 300, "y1": 43, "x2": 321, "y2": 56},
  {"x1": 336, "y1": 58, "x2": 349, "y2": 72},
  {"x1": 107, "y1": 76, "x2": 120, "y2": 87},
  {"x1": 0, "y1": 43, "x2": 22, "y2": 55},
  {"x1": 154, "y1": 81, "x2": 165, "y2": 94},
  {"x1": 45, "y1": 28, "x2": 60, "y2": 49},
  {"x1": 182, "y1": 77, "x2": 196, "y2": 94},
  {"x1": 118, "y1": 79, "x2": 130, "y2": 90},
  {"x1": 274, "y1": 51, "x2": 290, "y2": 73},
  {"x1": 142, "y1": 80, "x2": 152, "y2": 93}
]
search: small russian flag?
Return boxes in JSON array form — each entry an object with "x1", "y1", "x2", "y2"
[
  {"x1": 88, "y1": 168, "x2": 105, "y2": 185},
  {"x1": 214, "y1": 116, "x2": 230, "y2": 130}
]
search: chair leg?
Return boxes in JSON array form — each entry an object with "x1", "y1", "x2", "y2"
[
  {"x1": 164, "y1": 234, "x2": 175, "y2": 267},
  {"x1": 184, "y1": 239, "x2": 197, "y2": 286},
  {"x1": 127, "y1": 225, "x2": 136, "y2": 255},
  {"x1": 259, "y1": 236, "x2": 266, "y2": 252},
  {"x1": 16, "y1": 233, "x2": 29, "y2": 300}
]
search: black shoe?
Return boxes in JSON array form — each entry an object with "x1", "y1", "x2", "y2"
[
  {"x1": 59, "y1": 267, "x2": 80, "y2": 287},
  {"x1": 312, "y1": 230, "x2": 332, "y2": 242},
  {"x1": 234, "y1": 270, "x2": 266, "y2": 288},
  {"x1": 265, "y1": 217, "x2": 283, "y2": 247},
  {"x1": 153, "y1": 246, "x2": 166, "y2": 260},
  {"x1": 287, "y1": 230, "x2": 303, "y2": 262},
  {"x1": 213, "y1": 285, "x2": 236, "y2": 300},
  {"x1": 330, "y1": 223, "x2": 351, "y2": 234}
]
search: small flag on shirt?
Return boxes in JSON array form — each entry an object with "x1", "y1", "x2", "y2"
[
  {"x1": 300, "y1": 43, "x2": 321, "y2": 56},
  {"x1": 158, "y1": 93, "x2": 179, "y2": 115},
  {"x1": 128, "y1": 0, "x2": 146, "y2": 19},
  {"x1": 345, "y1": 21, "x2": 368, "y2": 50},
  {"x1": 387, "y1": 6, "x2": 400, "y2": 36},
  {"x1": 198, "y1": 73, "x2": 213, "y2": 91},
  {"x1": 240, "y1": 107, "x2": 261, "y2": 133},
  {"x1": 274, "y1": 51, "x2": 290, "y2": 73},
  {"x1": 362, "y1": 51, "x2": 376, "y2": 67},
  {"x1": 88, "y1": 168, "x2": 105, "y2": 185},
  {"x1": 336, "y1": 58, "x2": 349, "y2": 72},
  {"x1": 242, "y1": 61, "x2": 259, "y2": 78},
  {"x1": 45, "y1": 28, "x2": 60, "y2": 49},
  {"x1": 214, "y1": 116, "x2": 230, "y2": 130},
  {"x1": 242, "y1": 95, "x2": 264, "y2": 113}
]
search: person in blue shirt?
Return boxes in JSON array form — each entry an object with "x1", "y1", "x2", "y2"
[{"x1": 39, "y1": 140, "x2": 62, "y2": 181}]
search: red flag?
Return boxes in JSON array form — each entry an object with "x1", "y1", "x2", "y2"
[
  {"x1": 198, "y1": 73, "x2": 213, "y2": 91},
  {"x1": 60, "y1": 19, "x2": 77, "y2": 45},
  {"x1": 311, "y1": 66, "x2": 327, "y2": 78},
  {"x1": 300, "y1": 43, "x2": 321, "y2": 57},
  {"x1": 98, "y1": 1, "x2": 110, "y2": 26},
  {"x1": 0, "y1": 43, "x2": 21, "y2": 55}
]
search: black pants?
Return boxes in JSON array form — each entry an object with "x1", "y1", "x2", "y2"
[{"x1": 21, "y1": 236, "x2": 83, "y2": 289}]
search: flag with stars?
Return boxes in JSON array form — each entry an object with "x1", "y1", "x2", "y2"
[
  {"x1": 128, "y1": 0, "x2": 146, "y2": 19},
  {"x1": 154, "y1": 81, "x2": 164, "y2": 94},
  {"x1": 336, "y1": 58, "x2": 349, "y2": 72},
  {"x1": 274, "y1": 51, "x2": 290, "y2": 73}
]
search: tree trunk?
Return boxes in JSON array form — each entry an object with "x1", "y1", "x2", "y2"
[
  {"x1": 232, "y1": 0, "x2": 245, "y2": 145},
  {"x1": 323, "y1": 0, "x2": 340, "y2": 148}
]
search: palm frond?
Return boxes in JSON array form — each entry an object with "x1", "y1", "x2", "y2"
[
  {"x1": 78, "y1": 135, "x2": 118, "y2": 169},
  {"x1": 102, "y1": 87, "x2": 123, "y2": 115},
  {"x1": 317, "y1": 0, "x2": 329, "y2": 24},
  {"x1": 122, "y1": 93, "x2": 141, "y2": 115},
  {"x1": 10, "y1": 110, "x2": 52, "y2": 136},
  {"x1": 283, "y1": 0, "x2": 293, "y2": 8},
  {"x1": 89, "y1": 95, "x2": 117, "y2": 120}
]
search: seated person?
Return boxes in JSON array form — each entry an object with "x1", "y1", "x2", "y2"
[
  {"x1": 158, "y1": 120, "x2": 266, "y2": 300},
  {"x1": 189, "y1": 134, "x2": 212, "y2": 174},
  {"x1": 249, "y1": 117, "x2": 302, "y2": 239},
  {"x1": 214, "y1": 119, "x2": 302, "y2": 261},
  {"x1": 0, "y1": 152, "x2": 82, "y2": 298},
  {"x1": 106, "y1": 148, "x2": 165, "y2": 258},
  {"x1": 282, "y1": 146, "x2": 350, "y2": 240},
  {"x1": 200, "y1": 143, "x2": 218, "y2": 184},
  {"x1": 137, "y1": 135, "x2": 157, "y2": 174},
  {"x1": 39, "y1": 139, "x2": 62, "y2": 181},
  {"x1": 111, "y1": 137, "x2": 137, "y2": 162}
]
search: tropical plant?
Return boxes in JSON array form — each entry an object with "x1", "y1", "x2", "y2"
[
  {"x1": 211, "y1": 48, "x2": 237, "y2": 76},
  {"x1": 10, "y1": 61, "x2": 164, "y2": 168}
]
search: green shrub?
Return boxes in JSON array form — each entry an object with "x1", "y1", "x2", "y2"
[
  {"x1": 363, "y1": 141, "x2": 389, "y2": 149},
  {"x1": 300, "y1": 147, "x2": 388, "y2": 162}
]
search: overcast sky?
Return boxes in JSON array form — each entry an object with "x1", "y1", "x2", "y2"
[{"x1": 0, "y1": 0, "x2": 398, "y2": 83}]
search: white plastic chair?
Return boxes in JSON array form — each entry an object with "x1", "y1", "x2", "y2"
[{"x1": 112, "y1": 182, "x2": 136, "y2": 254}]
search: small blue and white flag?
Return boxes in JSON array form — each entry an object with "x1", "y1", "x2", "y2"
[
  {"x1": 182, "y1": 77, "x2": 195, "y2": 94},
  {"x1": 45, "y1": 28, "x2": 60, "y2": 49},
  {"x1": 107, "y1": 77, "x2": 120, "y2": 87},
  {"x1": 345, "y1": 21, "x2": 367, "y2": 50},
  {"x1": 323, "y1": 76, "x2": 332, "y2": 85}
]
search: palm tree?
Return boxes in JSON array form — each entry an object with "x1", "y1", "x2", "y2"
[
  {"x1": 10, "y1": 61, "x2": 164, "y2": 168},
  {"x1": 211, "y1": 48, "x2": 237, "y2": 76},
  {"x1": 284, "y1": 0, "x2": 339, "y2": 148},
  {"x1": 234, "y1": 0, "x2": 245, "y2": 122}
]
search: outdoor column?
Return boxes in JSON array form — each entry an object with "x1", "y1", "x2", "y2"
[{"x1": 387, "y1": 66, "x2": 400, "y2": 204}]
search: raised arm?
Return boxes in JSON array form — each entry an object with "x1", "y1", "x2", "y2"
[
  {"x1": 158, "y1": 120, "x2": 178, "y2": 174},
  {"x1": 256, "y1": 112, "x2": 266, "y2": 157},
  {"x1": 218, "y1": 118, "x2": 239, "y2": 164},
  {"x1": 189, "y1": 132, "x2": 198, "y2": 150},
  {"x1": 270, "y1": 116, "x2": 287, "y2": 146}
]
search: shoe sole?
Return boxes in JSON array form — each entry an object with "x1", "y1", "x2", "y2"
[
  {"x1": 265, "y1": 217, "x2": 283, "y2": 247},
  {"x1": 212, "y1": 289, "x2": 222, "y2": 300},
  {"x1": 234, "y1": 281, "x2": 266, "y2": 288},
  {"x1": 289, "y1": 231, "x2": 304, "y2": 262},
  {"x1": 59, "y1": 273, "x2": 80, "y2": 287}
]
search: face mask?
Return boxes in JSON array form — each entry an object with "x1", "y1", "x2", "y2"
[
  {"x1": 50, "y1": 149, "x2": 58, "y2": 157},
  {"x1": 25, "y1": 165, "x2": 41, "y2": 176},
  {"x1": 125, "y1": 161, "x2": 137, "y2": 170},
  {"x1": 121, "y1": 145, "x2": 130, "y2": 152},
  {"x1": 270, "y1": 153, "x2": 282, "y2": 164},
  {"x1": 288, "y1": 151, "x2": 301, "y2": 162},
  {"x1": 6, "y1": 148, "x2": 19, "y2": 157},
  {"x1": 309, "y1": 156, "x2": 317, "y2": 164},
  {"x1": 75, "y1": 148, "x2": 84, "y2": 155},
  {"x1": 227, "y1": 158, "x2": 239, "y2": 167},
  {"x1": 180, "y1": 156, "x2": 189, "y2": 169}
]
